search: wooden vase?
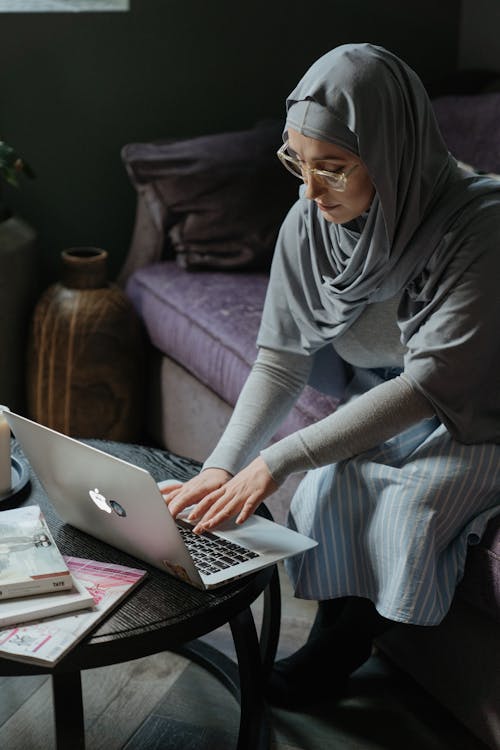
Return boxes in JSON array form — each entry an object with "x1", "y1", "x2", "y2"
[{"x1": 27, "y1": 247, "x2": 144, "y2": 440}]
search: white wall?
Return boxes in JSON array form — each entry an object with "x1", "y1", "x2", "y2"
[{"x1": 459, "y1": 0, "x2": 500, "y2": 70}]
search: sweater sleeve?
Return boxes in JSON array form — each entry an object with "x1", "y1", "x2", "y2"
[
  {"x1": 203, "y1": 349, "x2": 435, "y2": 486},
  {"x1": 202, "y1": 347, "x2": 312, "y2": 475},
  {"x1": 260, "y1": 373, "x2": 435, "y2": 485}
]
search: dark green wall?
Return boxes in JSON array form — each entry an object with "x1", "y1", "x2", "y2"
[{"x1": 0, "y1": 0, "x2": 460, "y2": 283}]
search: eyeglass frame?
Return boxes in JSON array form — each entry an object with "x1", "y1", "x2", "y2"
[{"x1": 277, "y1": 141, "x2": 358, "y2": 192}]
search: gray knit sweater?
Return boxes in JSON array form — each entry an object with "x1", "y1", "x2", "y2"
[{"x1": 203, "y1": 297, "x2": 434, "y2": 484}]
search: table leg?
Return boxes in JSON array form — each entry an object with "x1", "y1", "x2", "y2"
[
  {"x1": 52, "y1": 671, "x2": 85, "y2": 750},
  {"x1": 230, "y1": 607, "x2": 270, "y2": 750},
  {"x1": 259, "y1": 565, "x2": 281, "y2": 680},
  {"x1": 174, "y1": 569, "x2": 281, "y2": 750},
  {"x1": 178, "y1": 608, "x2": 271, "y2": 750}
]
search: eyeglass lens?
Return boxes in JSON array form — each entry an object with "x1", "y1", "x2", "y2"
[{"x1": 280, "y1": 147, "x2": 347, "y2": 189}]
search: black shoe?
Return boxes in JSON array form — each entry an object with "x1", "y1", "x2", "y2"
[{"x1": 265, "y1": 626, "x2": 372, "y2": 711}]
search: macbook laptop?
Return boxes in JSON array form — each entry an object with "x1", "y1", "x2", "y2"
[{"x1": 3, "y1": 410, "x2": 317, "y2": 590}]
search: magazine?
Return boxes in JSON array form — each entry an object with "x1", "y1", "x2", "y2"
[
  {"x1": 0, "y1": 557, "x2": 147, "y2": 666},
  {"x1": 0, "y1": 505, "x2": 73, "y2": 599},
  {"x1": 0, "y1": 558, "x2": 95, "y2": 628}
]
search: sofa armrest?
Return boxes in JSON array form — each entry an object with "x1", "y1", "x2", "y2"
[{"x1": 117, "y1": 188, "x2": 166, "y2": 287}]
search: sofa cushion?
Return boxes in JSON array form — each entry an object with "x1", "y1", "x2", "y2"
[
  {"x1": 126, "y1": 261, "x2": 342, "y2": 439},
  {"x1": 432, "y1": 94, "x2": 500, "y2": 621},
  {"x1": 457, "y1": 515, "x2": 500, "y2": 624},
  {"x1": 432, "y1": 93, "x2": 500, "y2": 173},
  {"x1": 121, "y1": 121, "x2": 298, "y2": 272}
]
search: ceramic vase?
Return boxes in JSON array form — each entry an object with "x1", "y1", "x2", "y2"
[{"x1": 27, "y1": 247, "x2": 144, "y2": 440}]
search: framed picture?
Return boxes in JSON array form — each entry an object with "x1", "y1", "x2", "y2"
[{"x1": 0, "y1": 0, "x2": 129, "y2": 11}]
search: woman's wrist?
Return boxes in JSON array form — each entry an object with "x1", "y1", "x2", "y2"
[{"x1": 260, "y1": 432, "x2": 314, "y2": 485}]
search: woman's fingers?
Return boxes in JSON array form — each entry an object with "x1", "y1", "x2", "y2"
[
  {"x1": 187, "y1": 487, "x2": 225, "y2": 521},
  {"x1": 164, "y1": 468, "x2": 232, "y2": 517},
  {"x1": 193, "y1": 491, "x2": 252, "y2": 533},
  {"x1": 236, "y1": 497, "x2": 259, "y2": 525},
  {"x1": 191, "y1": 484, "x2": 262, "y2": 532},
  {"x1": 190, "y1": 457, "x2": 278, "y2": 532},
  {"x1": 167, "y1": 486, "x2": 209, "y2": 517},
  {"x1": 208, "y1": 494, "x2": 260, "y2": 529},
  {"x1": 160, "y1": 459, "x2": 276, "y2": 532},
  {"x1": 159, "y1": 484, "x2": 184, "y2": 502},
  {"x1": 162, "y1": 485, "x2": 199, "y2": 515}
]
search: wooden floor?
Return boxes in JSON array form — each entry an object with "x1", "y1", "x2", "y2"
[
  {"x1": 1, "y1": 652, "x2": 189, "y2": 750},
  {"x1": 0, "y1": 567, "x2": 489, "y2": 750}
]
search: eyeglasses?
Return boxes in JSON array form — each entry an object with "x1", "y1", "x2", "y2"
[{"x1": 277, "y1": 142, "x2": 358, "y2": 192}]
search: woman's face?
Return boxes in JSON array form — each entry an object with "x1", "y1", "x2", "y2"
[{"x1": 287, "y1": 128, "x2": 375, "y2": 224}]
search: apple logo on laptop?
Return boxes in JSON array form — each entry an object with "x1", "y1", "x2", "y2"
[
  {"x1": 89, "y1": 488, "x2": 112, "y2": 514},
  {"x1": 89, "y1": 489, "x2": 127, "y2": 517}
]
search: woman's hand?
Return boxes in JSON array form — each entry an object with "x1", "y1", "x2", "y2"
[
  {"x1": 160, "y1": 468, "x2": 232, "y2": 519},
  {"x1": 185, "y1": 457, "x2": 278, "y2": 533}
]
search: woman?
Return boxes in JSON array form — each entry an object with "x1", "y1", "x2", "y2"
[{"x1": 162, "y1": 44, "x2": 500, "y2": 709}]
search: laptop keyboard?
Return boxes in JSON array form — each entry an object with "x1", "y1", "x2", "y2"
[{"x1": 176, "y1": 519, "x2": 260, "y2": 576}]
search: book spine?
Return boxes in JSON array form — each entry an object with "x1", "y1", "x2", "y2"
[
  {"x1": 0, "y1": 600, "x2": 92, "y2": 628},
  {"x1": 0, "y1": 572, "x2": 73, "y2": 601}
]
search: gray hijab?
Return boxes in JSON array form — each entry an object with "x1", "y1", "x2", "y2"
[{"x1": 258, "y1": 43, "x2": 500, "y2": 443}]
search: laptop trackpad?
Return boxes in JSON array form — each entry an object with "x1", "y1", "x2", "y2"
[{"x1": 209, "y1": 515, "x2": 315, "y2": 555}]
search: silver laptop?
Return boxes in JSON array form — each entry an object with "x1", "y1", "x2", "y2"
[{"x1": 4, "y1": 411, "x2": 317, "y2": 590}]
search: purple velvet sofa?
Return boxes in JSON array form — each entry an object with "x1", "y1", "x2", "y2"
[{"x1": 120, "y1": 91, "x2": 500, "y2": 748}]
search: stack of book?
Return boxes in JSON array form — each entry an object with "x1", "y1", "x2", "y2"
[{"x1": 0, "y1": 505, "x2": 146, "y2": 666}]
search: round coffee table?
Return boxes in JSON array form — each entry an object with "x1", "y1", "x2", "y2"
[{"x1": 0, "y1": 440, "x2": 281, "y2": 750}]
